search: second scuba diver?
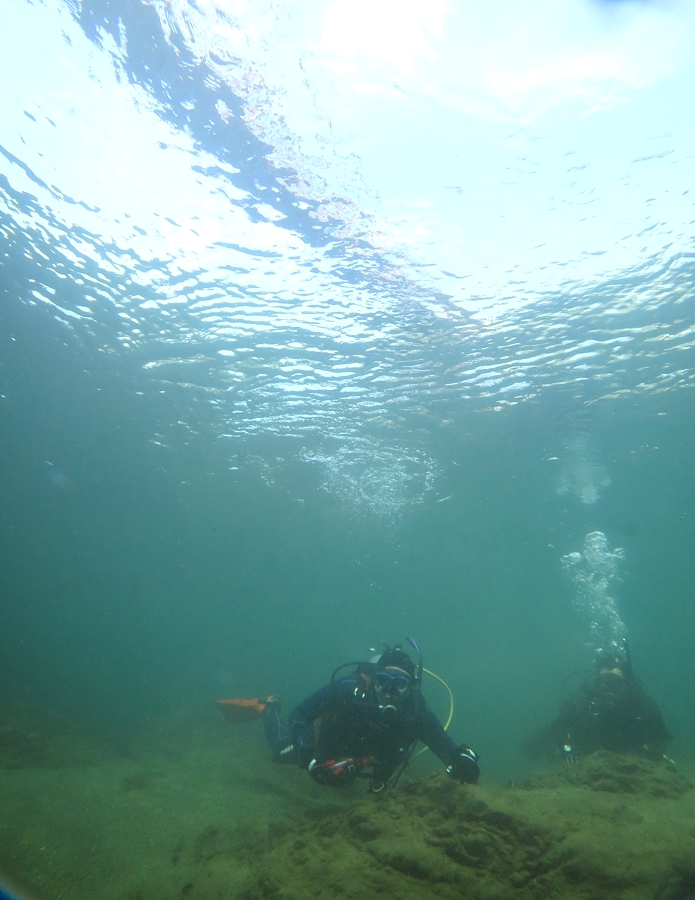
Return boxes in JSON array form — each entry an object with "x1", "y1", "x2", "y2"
[
  {"x1": 218, "y1": 638, "x2": 480, "y2": 793},
  {"x1": 523, "y1": 639, "x2": 671, "y2": 764}
]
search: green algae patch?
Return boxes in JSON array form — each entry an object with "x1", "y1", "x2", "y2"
[
  {"x1": 237, "y1": 782, "x2": 572, "y2": 900},
  {"x1": 235, "y1": 764, "x2": 695, "y2": 900},
  {"x1": 521, "y1": 750, "x2": 693, "y2": 798}
]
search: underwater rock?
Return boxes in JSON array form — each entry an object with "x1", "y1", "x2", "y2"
[
  {"x1": 523, "y1": 750, "x2": 693, "y2": 798},
  {"x1": 233, "y1": 760, "x2": 695, "y2": 900}
]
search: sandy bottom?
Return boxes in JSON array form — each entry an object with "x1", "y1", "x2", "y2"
[{"x1": 1, "y1": 696, "x2": 695, "y2": 900}]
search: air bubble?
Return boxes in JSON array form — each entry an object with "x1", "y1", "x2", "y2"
[{"x1": 562, "y1": 531, "x2": 626, "y2": 653}]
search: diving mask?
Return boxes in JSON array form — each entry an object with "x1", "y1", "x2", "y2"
[{"x1": 374, "y1": 667, "x2": 411, "y2": 696}]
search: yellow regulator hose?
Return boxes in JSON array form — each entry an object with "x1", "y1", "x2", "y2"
[{"x1": 412, "y1": 667, "x2": 454, "y2": 760}]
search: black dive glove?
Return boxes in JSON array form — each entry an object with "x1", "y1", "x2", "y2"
[{"x1": 447, "y1": 745, "x2": 480, "y2": 784}]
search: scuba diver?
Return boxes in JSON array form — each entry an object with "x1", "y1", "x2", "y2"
[
  {"x1": 218, "y1": 639, "x2": 480, "y2": 792},
  {"x1": 523, "y1": 639, "x2": 671, "y2": 764}
]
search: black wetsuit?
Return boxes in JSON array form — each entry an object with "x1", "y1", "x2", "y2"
[
  {"x1": 265, "y1": 674, "x2": 466, "y2": 786},
  {"x1": 524, "y1": 674, "x2": 670, "y2": 762}
]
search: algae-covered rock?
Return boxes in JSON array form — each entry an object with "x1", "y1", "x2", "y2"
[
  {"x1": 235, "y1": 760, "x2": 695, "y2": 900},
  {"x1": 522, "y1": 750, "x2": 693, "y2": 798}
]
